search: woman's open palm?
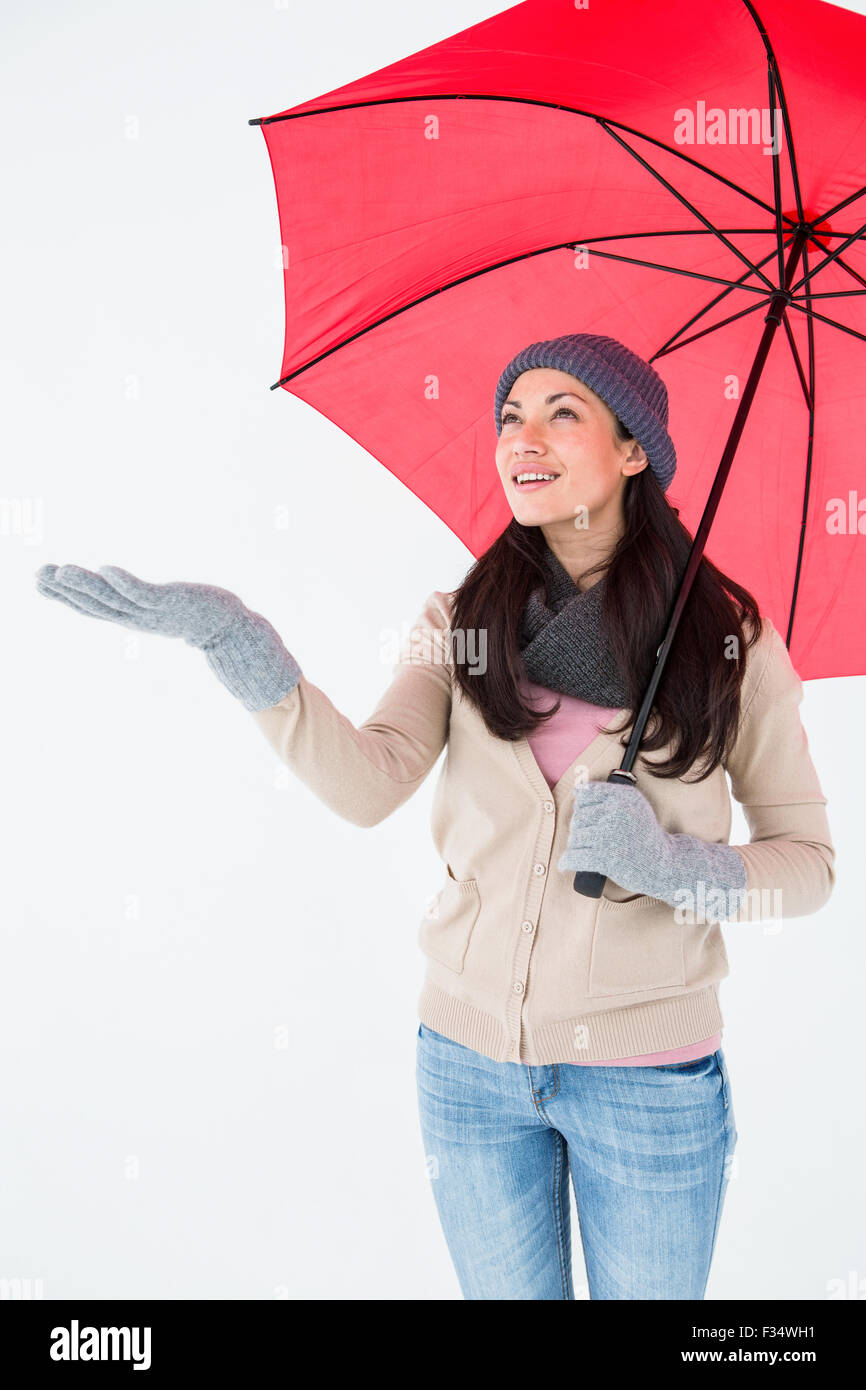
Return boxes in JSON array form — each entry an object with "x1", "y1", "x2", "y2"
[
  {"x1": 36, "y1": 563, "x2": 245, "y2": 647},
  {"x1": 35, "y1": 562, "x2": 303, "y2": 712}
]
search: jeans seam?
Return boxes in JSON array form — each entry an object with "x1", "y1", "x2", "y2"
[
  {"x1": 700, "y1": 1051, "x2": 733, "y2": 1295},
  {"x1": 700, "y1": 1151, "x2": 727, "y2": 1297},
  {"x1": 551, "y1": 1132, "x2": 572, "y2": 1300},
  {"x1": 714, "y1": 1049, "x2": 729, "y2": 1109}
]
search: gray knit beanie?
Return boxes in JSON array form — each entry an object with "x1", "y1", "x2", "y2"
[{"x1": 493, "y1": 332, "x2": 676, "y2": 492}]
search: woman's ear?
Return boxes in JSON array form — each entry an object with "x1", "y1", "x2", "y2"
[{"x1": 622, "y1": 440, "x2": 649, "y2": 477}]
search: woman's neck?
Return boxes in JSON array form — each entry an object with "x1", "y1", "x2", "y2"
[{"x1": 541, "y1": 520, "x2": 621, "y2": 592}]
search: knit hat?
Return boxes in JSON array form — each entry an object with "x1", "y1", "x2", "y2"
[{"x1": 493, "y1": 332, "x2": 677, "y2": 492}]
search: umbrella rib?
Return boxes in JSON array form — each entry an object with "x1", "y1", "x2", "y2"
[
  {"x1": 780, "y1": 313, "x2": 813, "y2": 411},
  {"x1": 577, "y1": 227, "x2": 780, "y2": 243},
  {"x1": 784, "y1": 242, "x2": 818, "y2": 650},
  {"x1": 786, "y1": 299, "x2": 866, "y2": 345},
  {"x1": 741, "y1": 0, "x2": 806, "y2": 223},
  {"x1": 789, "y1": 217, "x2": 866, "y2": 294},
  {"x1": 249, "y1": 94, "x2": 779, "y2": 219},
  {"x1": 563, "y1": 244, "x2": 770, "y2": 292},
  {"x1": 767, "y1": 60, "x2": 786, "y2": 290},
  {"x1": 813, "y1": 184, "x2": 866, "y2": 225},
  {"x1": 650, "y1": 239, "x2": 790, "y2": 359},
  {"x1": 272, "y1": 223, "x2": 855, "y2": 390},
  {"x1": 651, "y1": 298, "x2": 772, "y2": 360},
  {"x1": 596, "y1": 120, "x2": 776, "y2": 291},
  {"x1": 792, "y1": 289, "x2": 866, "y2": 299},
  {"x1": 790, "y1": 234, "x2": 866, "y2": 293},
  {"x1": 269, "y1": 238, "x2": 771, "y2": 389},
  {"x1": 803, "y1": 252, "x2": 866, "y2": 293}
]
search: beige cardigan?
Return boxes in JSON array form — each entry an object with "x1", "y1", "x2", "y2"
[{"x1": 252, "y1": 591, "x2": 835, "y2": 1064}]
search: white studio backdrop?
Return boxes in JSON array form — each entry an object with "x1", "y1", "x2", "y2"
[{"x1": 2, "y1": 0, "x2": 864, "y2": 1301}]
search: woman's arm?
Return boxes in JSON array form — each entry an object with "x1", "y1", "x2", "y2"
[
  {"x1": 36, "y1": 563, "x2": 453, "y2": 827},
  {"x1": 724, "y1": 619, "x2": 836, "y2": 922},
  {"x1": 251, "y1": 591, "x2": 453, "y2": 827}
]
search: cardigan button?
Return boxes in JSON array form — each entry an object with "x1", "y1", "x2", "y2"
[
  {"x1": 521, "y1": 920, "x2": 534, "y2": 933},
  {"x1": 533, "y1": 862, "x2": 546, "y2": 876},
  {"x1": 542, "y1": 800, "x2": 555, "y2": 813},
  {"x1": 512, "y1": 982, "x2": 524, "y2": 994}
]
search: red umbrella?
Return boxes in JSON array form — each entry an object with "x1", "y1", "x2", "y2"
[{"x1": 248, "y1": 0, "x2": 864, "y2": 890}]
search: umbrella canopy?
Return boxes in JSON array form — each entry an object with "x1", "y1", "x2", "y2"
[{"x1": 249, "y1": 0, "x2": 866, "y2": 680}]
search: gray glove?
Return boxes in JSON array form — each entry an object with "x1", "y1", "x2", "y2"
[
  {"x1": 35, "y1": 563, "x2": 302, "y2": 712},
  {"x1": 558, "y1": 779, "x2": 747, "y2": 922}
]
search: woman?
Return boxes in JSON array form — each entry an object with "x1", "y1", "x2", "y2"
[{"x1": 35, "y1": 333, "x2": 835, "y2": 1301}]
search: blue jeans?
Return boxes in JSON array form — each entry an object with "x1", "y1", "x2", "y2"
[{"x1": 416, "y1": 1022, "x2": 738, "y2": 1300}]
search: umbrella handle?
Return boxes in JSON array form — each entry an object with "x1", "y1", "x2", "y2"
[
  {"x1": 572, "y1": 767, "x2": 638, "y2": 897},
  {"x1": 572, "y1": 869, "x2": 606, "y2": 898}
]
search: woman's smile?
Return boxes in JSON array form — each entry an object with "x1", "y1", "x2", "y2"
[{"x1": 512, "y1": 470, "x2": 561, "y2": 490}]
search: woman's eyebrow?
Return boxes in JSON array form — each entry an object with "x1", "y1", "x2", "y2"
[{"x1": 502, "y1": 392, "x2": 588, "y2": 410}]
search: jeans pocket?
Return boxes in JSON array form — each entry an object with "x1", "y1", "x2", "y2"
[
  {"x1": 713, "y1": 1048, "x2": 732, "y2": 1112},
  {"x1": 648, "y1": 1056, "x2": 711, "y2": 1072}
]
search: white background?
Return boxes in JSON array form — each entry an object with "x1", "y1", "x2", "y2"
[{"x1": 2, "y1": 0, "x2": 864, "y2": 1300}]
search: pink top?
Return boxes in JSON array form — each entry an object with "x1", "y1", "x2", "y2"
[{"x1": 521, "y1": 676, "x2": 722, "y2": 1067}]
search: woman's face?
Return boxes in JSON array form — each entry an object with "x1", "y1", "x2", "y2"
[{"x1": 495, "y1": 367, "x2": 648, "y2": 528}]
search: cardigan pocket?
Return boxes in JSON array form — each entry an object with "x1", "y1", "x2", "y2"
[
  {"x1": 419, "y1": 863, "x2": 481, "y2": 973},
  {"x1": 588, "y1": 893, "x2": 686, "y2": 996}
]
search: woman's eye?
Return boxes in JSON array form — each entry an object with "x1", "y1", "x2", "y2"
[{"x1": 500, "y1": 407, "x2": 577, "y2": 425}]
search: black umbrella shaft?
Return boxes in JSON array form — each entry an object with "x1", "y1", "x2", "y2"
[{"x1": 573, "y1": 227, "x2": 809, "y2": 898}]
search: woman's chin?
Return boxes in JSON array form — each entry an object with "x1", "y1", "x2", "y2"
[{"x1": 510, "y1": 499, "x2": 590, "y2": 528}]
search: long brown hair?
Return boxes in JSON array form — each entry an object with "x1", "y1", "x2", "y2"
[{"x1": 450, "y1": 428, "x2": 764, "y2": 783}]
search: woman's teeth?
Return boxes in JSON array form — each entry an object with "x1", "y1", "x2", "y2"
[{"x1": 515, "y1": 472, "x2": 558, "y2": 486}]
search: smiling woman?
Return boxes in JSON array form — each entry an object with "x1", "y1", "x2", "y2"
[{"x1": 454, "y1": 335, "x2": 764, "y2": 778}]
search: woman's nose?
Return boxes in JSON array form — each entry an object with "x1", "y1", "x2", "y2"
[
  {"x1": 513, "y1": 422, "x2": 546, "y2": 449},
  {"x1": 514, "y1": 436, "x2": 546, "y2": 456}
]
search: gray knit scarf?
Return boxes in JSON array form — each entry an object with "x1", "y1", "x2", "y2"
[{"x1": 518, "y1": 544, "x2": 631, "y2": 708}]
